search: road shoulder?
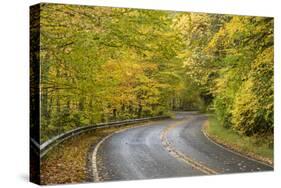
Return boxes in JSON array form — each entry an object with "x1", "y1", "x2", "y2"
[{"x1": 202, "y1": 120, "x2": 273, "y2": 167}]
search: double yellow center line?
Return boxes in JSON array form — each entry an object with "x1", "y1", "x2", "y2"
[{"x1": 160, "y1": 118, "x2": 217, "y2": 175}]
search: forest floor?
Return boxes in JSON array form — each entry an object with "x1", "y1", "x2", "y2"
[
  {"x1": 40, "y1": 122, "x2": 152, "y2": 185},
  {"x1": 204, "y1": 117, "x2": 273, "y2": 166}
]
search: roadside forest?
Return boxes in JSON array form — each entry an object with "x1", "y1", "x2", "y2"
[{"x1": 30, "y1": 4, "x2": 273, "y2": 143}]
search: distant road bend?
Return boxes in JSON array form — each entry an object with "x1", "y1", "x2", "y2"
[{"x1": 91, "y1": 112, "x2": 273, "y2": 181}]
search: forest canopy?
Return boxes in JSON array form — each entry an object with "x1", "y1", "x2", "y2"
[{"x1": 30, "y1": 4, "x2": 273, "y2": 142}]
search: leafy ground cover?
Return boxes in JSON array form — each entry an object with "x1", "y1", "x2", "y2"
[{"x1": 40, "y1": 123, "x2": 150, "y2": 184}]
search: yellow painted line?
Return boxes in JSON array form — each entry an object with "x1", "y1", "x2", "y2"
[{"x1": 160, "y1": 118, "x2": 218, "y2": 175}]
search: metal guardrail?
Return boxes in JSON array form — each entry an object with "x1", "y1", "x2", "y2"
[{"x1": 31, "y1": 116, "x2": 169, "y2": 159}]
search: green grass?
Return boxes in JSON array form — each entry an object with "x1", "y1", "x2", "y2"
[{"x1": 205, "y1": 116, "x2": 273, "y2": 164}]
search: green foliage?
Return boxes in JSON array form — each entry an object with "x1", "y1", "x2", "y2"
[
  {"x1": 36, "y1": 3, "x2": 273, "y2": 142},
  {"x1": 175, "y1": 14, "x2": 273, "y2": 137},
  {"x1": 37, "y1": 4, "x2": 195, "y2": 141},
  {"x1": 231, "y1": 47, "x2": 274, "y2": 136}
]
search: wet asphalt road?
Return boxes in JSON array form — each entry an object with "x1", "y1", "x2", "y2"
[{"x1": 93, "y1": 112, "x2": 273, "y2": 181}]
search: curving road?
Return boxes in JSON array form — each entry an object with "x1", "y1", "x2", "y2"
[{"x1": 92, "y1": 112, "x2": 273, "y2": 182}]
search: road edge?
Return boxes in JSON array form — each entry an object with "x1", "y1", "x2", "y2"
[
  {"x1": 202, "y1": 120, "x2": 273, "y2": 168},
  {"x1": 90, "y1": 120, "x2": 164, "y2": 182}
]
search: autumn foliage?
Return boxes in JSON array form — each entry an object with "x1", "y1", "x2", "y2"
[{"x1": 31, "y1": 4, "x2": 273, "y2": 142}]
